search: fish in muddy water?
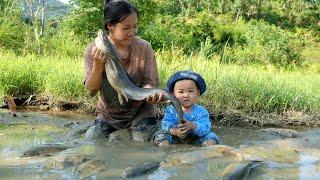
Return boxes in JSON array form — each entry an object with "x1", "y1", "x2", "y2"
[
  {"x1": 75, "y1": 159, "x2": 107, "y2": 179},
  {"x1": 20, "y1": 145, "x2": 71, "y2": 157},
  {"x1": 44, "y1": 152, "x2": 92, "y2": 169},
  {"x1": 95, "y1": 30, "x2": 185, "y2": 124},
  {"x1": 221, "y1": 161, "x2": 261, "y2": 180},
  {"x1": 121, "y1": 161, "x2": 160, "y2": 179},
  {"x1": 161, "y1": 145, "x2": 240, "y2": 167}
]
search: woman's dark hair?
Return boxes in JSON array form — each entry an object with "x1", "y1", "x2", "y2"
[{"x1": 104, "y1": 0, "x2": 139, "y2": 30}]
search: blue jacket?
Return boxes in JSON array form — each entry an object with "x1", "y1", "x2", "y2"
[{"x1": 161, "y1": 104, "x2": 211, "y2": 137}]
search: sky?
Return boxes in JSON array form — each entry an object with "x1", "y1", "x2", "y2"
[{"x1": 58, "y1": 0, "x2": 69, "y2": 4}]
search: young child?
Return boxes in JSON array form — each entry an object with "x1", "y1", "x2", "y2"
[{"x1": 159, "y1": 70, "x2": 220, "y2": 147}]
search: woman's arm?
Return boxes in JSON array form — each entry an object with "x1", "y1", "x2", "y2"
[
  {"x1": 83, "y1": 44, "x2": 108, "y2": 96},
  {"x1": 142, "y1": 43, "x2": 168, "y2": 104}
]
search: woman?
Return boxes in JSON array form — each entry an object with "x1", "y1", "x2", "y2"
[{"x1": 83, "y1": 0, "x2": 165, "y2": 142}]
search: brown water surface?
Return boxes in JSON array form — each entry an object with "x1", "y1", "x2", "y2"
[{"x1": 0, "y1": 109, "x2": 320, "y2": 179}]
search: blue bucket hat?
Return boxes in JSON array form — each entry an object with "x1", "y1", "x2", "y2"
[{"x1": 167, "y1": 70, "x2": 206, "y2": 95}]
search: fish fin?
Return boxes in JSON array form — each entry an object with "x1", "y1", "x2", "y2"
[
  {"x1": 117, "y1": 90, "x2": 129, "y2": 105},
  {"x1": 122, "y1": 92, "x2": 129, "y2": 102},
  {"x1": 118, "y1": 93, "x2": 124, "y2": 105}
]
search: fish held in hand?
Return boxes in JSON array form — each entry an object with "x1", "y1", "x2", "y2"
[{"x1": 95, "y1": 30, "x2": 184, "y2": 123}]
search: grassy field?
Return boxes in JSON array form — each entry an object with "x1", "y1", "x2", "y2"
[{"x1": 0, "y1": 49, "x2": 319, "y2": 115}]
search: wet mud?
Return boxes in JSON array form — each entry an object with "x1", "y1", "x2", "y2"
[{"x1": 1, "y1": 108, "x2": 320, "y2": 179}]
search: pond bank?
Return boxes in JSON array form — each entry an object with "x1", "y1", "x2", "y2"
[{"x1": 2, "y1": 95, "x2": 319, "y2": 128}]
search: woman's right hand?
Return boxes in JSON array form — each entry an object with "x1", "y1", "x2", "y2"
[{"x1": 91, "y1": 45, "x2": 108, "y2": 64}]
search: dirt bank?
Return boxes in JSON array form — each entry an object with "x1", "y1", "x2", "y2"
[{"x1": 2, "y1": 95, "x2": 320, "y2": 128}]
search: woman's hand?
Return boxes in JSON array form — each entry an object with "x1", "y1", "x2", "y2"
[
  {"x1": 91, "y1": 45, "x2": 108, "y2": 64},
  {"x1": 146, "y1": 92, "x2": 170, "y2": 104}
]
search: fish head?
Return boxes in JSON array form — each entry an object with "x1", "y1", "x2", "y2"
[
  {"x1": 20, "y1": 150, "x2": 39, "y2": 157},
  {"x1": 95, "y1": 30, "x2": 108, "y2": 54}
]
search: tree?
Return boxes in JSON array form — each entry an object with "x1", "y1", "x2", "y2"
[{"x1": 23, "y1": 0, "x2": 46, "y2": 54}]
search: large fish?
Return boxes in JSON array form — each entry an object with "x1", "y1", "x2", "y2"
[
  {"x1": 75, "y1": 159, "x2": 107, "y2": 179},
  {"x1": 20, "y1": 145, "x2": 70, "y2": 157},
  {"x1": 121, "y1": 161, "x2": 160, "y2": 179},
  {"x1": 95, "y1": 30, "x2": 184, "y2": 124},
  {"x1": 221, "y1": 161, "x2": 261, "y2": 180}
]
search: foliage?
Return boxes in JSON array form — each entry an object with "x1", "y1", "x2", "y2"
[
  {"x1": 221, "y1": 20, "x2": 304, "y2": 67},
  {"x1": 156, "y1": 52, "x2": 320, "y2": 113},
  {"x1": 0, "y1": 0, "x2": 29, "y2": 54},
  {"x1": 62, "y1": 0, "x2": 103, "y2": 39},
  {"x1": 0, "y1": 0, "x2": 318, "y2": 67},
  {"x1": 42, "y1": 27, "x2": 88, "y2": 57},
  {"x1": 0, "y1": 51, "x2": 44, "y2": 96},
  {"x1": 1, "y1": 49, "x2": 319, "y2": 114}
]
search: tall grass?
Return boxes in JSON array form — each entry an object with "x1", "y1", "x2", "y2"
[
  {"x1": 156, "y1": 50, "x2": 320, "y2": 113},
  {"x1": 0, "y1": 49, "x2": 319, "y2": 114},
  {"x1": 0, "y1": 50, "x2": 86, "y2": 99}
]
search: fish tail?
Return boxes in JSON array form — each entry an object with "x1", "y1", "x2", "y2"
[{"x1": 117, "y1": 93, "x2": 124, "y2": 105}]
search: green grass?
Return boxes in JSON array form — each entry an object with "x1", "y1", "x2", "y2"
[
  {"x1": 156, "y1": 51, "x2": 320, "y2": 113},
  {"x1": 0, "y1": 50, "x2": 86, "y2": 99},
  {"x1": 0, "y1": 49, "x2": 319, "y2": 114}
]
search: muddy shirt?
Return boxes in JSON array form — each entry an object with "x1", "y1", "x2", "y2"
[{"x1": 83, "y1": 36, "x2": 159, "y2": 129}]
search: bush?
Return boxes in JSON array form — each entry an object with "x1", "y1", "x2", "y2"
[
  {"x1": 221, "y1": 20, "x2": 304, "y2": 67},
  {"x1": 0, "y1": 52, "x2": 45, "y2": 96},
  {"x1": 42, "y1": 28, "x2": 88, "y2": 57},
  {"x1": 0, "y1": 0, "x2": 29, "y2": 55}
]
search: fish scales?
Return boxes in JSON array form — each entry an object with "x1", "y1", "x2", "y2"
[
  {"x1": 122, "y1": 161, "x2": 160, "y2": 178},
  {"x1": 20, "y1": 145, "x2": 70, "y2": 157},
  {"x1": 76, "y1": 159, "x2": 107, "y2": 179}
]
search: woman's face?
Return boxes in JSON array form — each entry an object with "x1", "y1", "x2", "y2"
[{"x1": 108, "y1": 13, "x2": 138, "y2": 47}]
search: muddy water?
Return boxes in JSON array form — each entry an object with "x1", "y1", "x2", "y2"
[{"x1": 0, "y1": 109, "x2": 320, "y2": 179}]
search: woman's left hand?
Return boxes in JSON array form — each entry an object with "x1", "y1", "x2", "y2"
[{"x1": 146, "y1": 92, "x2": 169, "y2": 104}]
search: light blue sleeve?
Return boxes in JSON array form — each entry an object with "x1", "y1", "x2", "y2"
[
  {"x1": 193, "y1": 108, "x2": 211, "y2": 137},
  {"x1": 161, "y1": 106, "x2": 179, "y2": 132}
]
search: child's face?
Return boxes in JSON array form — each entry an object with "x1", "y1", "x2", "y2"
[{"x1": 173, "y1": 79, "x2": 200, "y2": 111}]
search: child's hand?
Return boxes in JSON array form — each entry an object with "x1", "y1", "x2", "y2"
[
  {"x1": 180, "y1": 119, "x2": 196, "y2": 133},
  {"x1": 169, "y1": 128, "x2": 187, "y2": 138}
]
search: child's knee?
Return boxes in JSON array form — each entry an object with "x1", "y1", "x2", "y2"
[
  {"x1": 202, "y1": 132, "x2": 220, "y2": 144},
  {"x1": 153, "y1": 130, "x2": 172, "y2": 145}
]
